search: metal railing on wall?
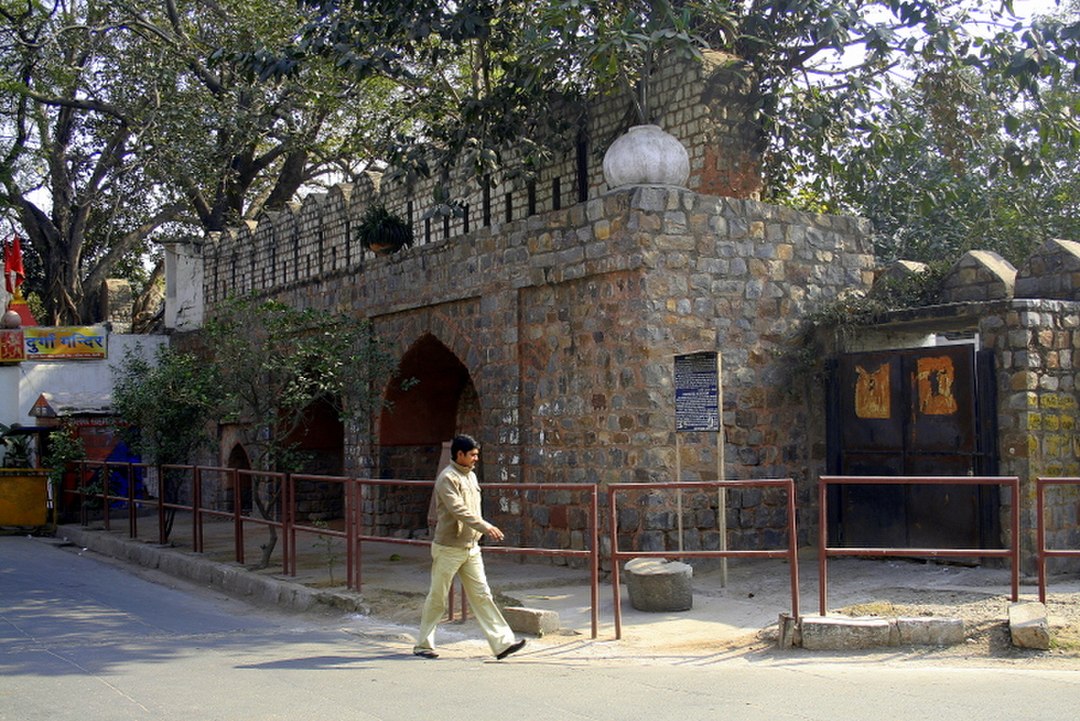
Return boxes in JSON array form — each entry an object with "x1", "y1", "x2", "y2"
[
  {"x1": 1036, "y1": 476, "x2": 1080, "y2": 603},
  {"x1": 607, "y1": 479, "x2": 801, "y2": 640},
  {"x1": 817, "y1": 475, "x2": 1021, "y2": 615}
]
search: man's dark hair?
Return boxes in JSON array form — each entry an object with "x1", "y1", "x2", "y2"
[{"x1": 450, "y1": 434, "x2": 479, "y2": 458}]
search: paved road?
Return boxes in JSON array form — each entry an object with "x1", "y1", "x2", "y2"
[{"x1": 2, "y1": 536, "x2": 1079, "y2": 721}]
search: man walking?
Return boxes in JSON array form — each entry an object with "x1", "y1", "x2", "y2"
[{"x1": 413, "y1": 434, "x2": 526, "y2": 660}]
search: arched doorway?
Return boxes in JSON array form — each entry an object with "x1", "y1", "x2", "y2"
[
  {"x1": 225, "y1": 442, "x2": 252, "y2": 512},
  {"x1": 283, "y1": 396, "x2": 345, "y2": 521},
  {"x1": 376, "y1": 333, "x2": 480, "y2": 536}
]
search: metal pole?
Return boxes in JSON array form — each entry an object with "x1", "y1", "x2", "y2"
[
  {"x1": 610, "y1": 486, "x2": 623, "y2": 640},
  {"x1": 675, "y1": 434, "x2": 683, "y2": 554},
  {"x1": 590, "y1": 484, "x2": 599, "y2": 639},
  {"x1": 818, "y1": 477, "x2": 828, "y2": 615},
  {"x1": 717, "y1": 353, "x2": 727, "y2": 586},
  {"x1": 1037, "y1": 477, "x2": 1046, "y2": 604}
]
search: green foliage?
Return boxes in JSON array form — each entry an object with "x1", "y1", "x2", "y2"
[
  {"x1": 0, "y1": 424, "x2": 32, "y2": 468},
  {"x1": 41, "y1": 423, "x2": 86, "y2": 500},
  {"x1": 111, "y1": 345, "x2": 222, "y2": 466},
  {"x1": 790, "y1": 262, "x2": 950, "y2": 379},
  {"x1": 292, "y1": 1, "x2": 1078, "y2": 258},
  {"x1": 782, "y1": 46, "x2": 1079, "y2": 266},
  {"x1": 807, "y1": 263, "x2": 949, "y2": 333},
  {"x1": 202, "y1": 295, "x2": 399, "y2": 473},
  {"x1": 0, "y1": 0, "x2": 394, "y2": 323},
  {"x1": 355, "y1": 204, "x2": 414, "y2": 253},
  {"x1": 3, "y1": 0, "x2": 1077, "y2": 318},
  {"x1": 200, "y1": 295, "x2": 399, "y2": 568},
  {"x1": 752, "y1": 0, "x2": 1079, "y2": 265},
  {"x1": 526, "y1": 0, "x2": 724, "y2": 124}
]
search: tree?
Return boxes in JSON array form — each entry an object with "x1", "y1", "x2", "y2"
[
  {"x1": 200, "y1": 296, "x2": 400, "y2": 568},
  {"x1": 0, "y1": 0, "x2": 393, "y2": 324},
  {"x1": 816, "y1": 61, "x2": 1080, "y2": 265},
  {"x1": 291, "y1": 1, "x2": 1078, "y2": 261},
  {"x1": 3, "y1": 0, "x2": 1076, "y2": 319},
  {"x1": 766, "y1": 0, "x2": 1080, "y2": 264},
  {"x1": 112, "y1": 344, "x2": 223, "y2": 539}
]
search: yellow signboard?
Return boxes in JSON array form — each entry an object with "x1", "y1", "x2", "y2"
[{"x1": 23, "y1": 326, "x2": 108, "y2": 360}]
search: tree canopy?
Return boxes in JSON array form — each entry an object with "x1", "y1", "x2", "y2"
[
  {"x1": 1, "y1": 0, "x2": 393, "y2": 324},
  {"x1": 2, "y1": 0, "x2": 1077, "y2": 324},
  {"x1": 111, "y1": 295, "x2": 400, "y2": 557}
]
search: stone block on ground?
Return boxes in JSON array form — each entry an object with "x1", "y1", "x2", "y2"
[
  {"x1": 1009, "y1": 601, "x2": 1050, "y2": 650},
  {"x1": 800, "y1": 616, "x2": 892, "y2": 650},
  {"x1": 624, "y1": 557, "x2": 693, "y2": 612},
  {"x1": 895, "y1": 617, "x2": 966, "y2": 646},
  {"x1": 503, "y1": 606, "x2": 560, "y2": 637}
]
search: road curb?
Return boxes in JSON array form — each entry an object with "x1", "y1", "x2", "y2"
[{"x1": 57, "y1": 525, "x2": 371, "y2": 614}]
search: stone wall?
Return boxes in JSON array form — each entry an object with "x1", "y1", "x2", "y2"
[
  {"x1": 227, "y1": 184, "x2": 874, "y2": 559},
  {"x1": 985, "y1": 298, "x2": 1080, "y2": 572}
]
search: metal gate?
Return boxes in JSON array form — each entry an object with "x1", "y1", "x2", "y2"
[{"x1": 826, "y1": 344, "x2": 1000, "y2": 549}]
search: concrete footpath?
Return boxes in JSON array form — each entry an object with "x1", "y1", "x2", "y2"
[{"x1": 45, "y1": 520, "x2": 1080, "y2": 663}]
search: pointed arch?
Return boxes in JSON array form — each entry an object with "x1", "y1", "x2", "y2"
[
  {"x1": 376, "y1": 332, "x2": 481, "y2": 535},
  {"x1": 381, "y1": 333, "x2": 473, "y2": 446},
  {"x1": 225, "y1": 442, "x2": 252, "y2": 512}
]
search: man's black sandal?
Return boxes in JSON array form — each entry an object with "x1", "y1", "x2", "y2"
[
  {"x1": 496, "y1": 639, "x2": 526, "y2": 660},
  {"x1": 413, "y1": 649, "x2": 439, "y2": 659}
]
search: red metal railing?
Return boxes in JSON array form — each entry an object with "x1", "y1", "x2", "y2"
[
  {"x1": 69, "y1": 463, "x2": 601, "y2": 639},
  {"x1": 1036, "y1": 476, "x2": 1080, "y2": 603},
  {"x1": 74, "y1": 460, "x2": 155, "y2": 539},
  {"x1": 286, "y1": 473, "x2": 355, "y2": 588},
  {"x1": 233, "y1": 469, "x2": 290, "y2": 575},
  {"x1": 818, "y1": 475, "x2": 1021, "y2": 615},
  {"x1": 347, "y1": 478, "x2": 601, "y2": 639},
  {"x1": 607, "y1": 479, "x2": 801, "y2": 640}
]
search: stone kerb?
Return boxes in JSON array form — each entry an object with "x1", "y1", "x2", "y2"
[
  {"x1": 939, "y1": 250, "x2": 1017, "y2": 303},
  {"x1": 1016, "y1": 238, "x2": 1080, "y2": 301}
]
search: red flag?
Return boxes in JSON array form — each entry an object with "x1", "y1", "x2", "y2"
[{"x1": 4, "y1": 235, "x2": 25, "y2": 293}]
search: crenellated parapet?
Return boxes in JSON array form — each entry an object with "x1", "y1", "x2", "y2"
[{"x1": 199, "y1": 52, "x2": 760, "y2": 309}]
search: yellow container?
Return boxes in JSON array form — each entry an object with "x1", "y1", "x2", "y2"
[{"x1": 0, "y1": 469, "x2": 49, "y2": 526}]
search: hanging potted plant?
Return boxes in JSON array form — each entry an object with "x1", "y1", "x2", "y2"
[{"x1": 355, "y1": 204, "x2": 414, "y2": 256}]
